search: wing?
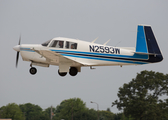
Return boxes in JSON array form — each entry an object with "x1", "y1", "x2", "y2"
[{"x1": 32, "y1": 48, "x2": 93, "y2": 66}]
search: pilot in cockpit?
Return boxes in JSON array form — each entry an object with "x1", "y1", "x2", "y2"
[{"x1": 59, "y1": 41, "x2": 63, "y2": 48}]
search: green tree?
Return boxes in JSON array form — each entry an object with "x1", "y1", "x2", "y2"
[
  {"x1": 0, "y1": 103, "x2": 24, "y2": 120},
  {"x1": 112, "y1": 70, "x2": 168, "y2": 120},
  {"x1": 99, "y1": 110, "x2": 114, "y2": 120},
  {"x1": 43, "y1": 106, "x2": 56, "y2": 120},
  {"x1": 73, "y1": 108, "x2": 97, "y2": 120},
  {"x1": 113, "y1": 113, "x2": 123, "y2": 120},
  {"x1": 55, "y1": 100, "x2": 67, "y2": 119},
  {"x1": 55, "y1": 98, "x2": 94, "y2": 120},
  {"x1": 106, "y1": 108, "x2": 111, "y2": 112},
  {"x1": 19, "y1": 103, "x2": 43, "y2": 120}
]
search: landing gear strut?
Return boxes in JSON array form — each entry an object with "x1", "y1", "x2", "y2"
[{"x1": 29, "y1": 67, "x2": 37, "y2": 75}]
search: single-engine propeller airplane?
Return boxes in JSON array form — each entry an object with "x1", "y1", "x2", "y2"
[{"x1": 13, "y1": 25, "x2": 163, "y2": 76}]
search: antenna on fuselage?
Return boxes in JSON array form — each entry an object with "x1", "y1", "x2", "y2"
[
  {"x1": 103, "y1": 39, "x2": 111, "y2": 45},
  {"x1": 91, "y1": 37, "x2": 99, "y2": 43},
  {"x1": 115, "y1": 41, "x2": 122, "y2": 47}
]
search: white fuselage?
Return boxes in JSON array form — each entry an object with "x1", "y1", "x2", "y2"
[{"x1": 19, "y1": 37, "x2": 146, "y2": 68}]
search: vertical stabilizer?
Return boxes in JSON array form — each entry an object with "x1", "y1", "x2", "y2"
[{"x1": 135, "y1": 25, "x2": 163, "y2": 62}]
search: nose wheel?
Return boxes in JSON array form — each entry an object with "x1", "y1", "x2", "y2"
[{"x1": 29, "y1": 67, "x2": 37, "y2": 75}]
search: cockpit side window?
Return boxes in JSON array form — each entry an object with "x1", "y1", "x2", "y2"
[
  {"x1": 41, "y1": 40, "x2": 51, "y2": 46},
  {"x1": 50, "y1": 40, "x2": 64, "y2": 48},
  {"x1": 65, "y1": 41, "x2": 77, "y2": 49}
]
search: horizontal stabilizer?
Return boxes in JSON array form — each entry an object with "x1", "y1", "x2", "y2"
[{"x1": 134, "y1": 52, "x2": 158, "y2": 55}]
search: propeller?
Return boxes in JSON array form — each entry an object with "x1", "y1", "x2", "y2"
[{"x1": 13, "y1": 36, "x2": 21, "y2": 68}]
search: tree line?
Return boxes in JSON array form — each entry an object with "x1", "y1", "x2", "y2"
[
  {"x1": 0, "y1": 70, "x2": 168, "y2": 120},
  {"x1": 0, "y1": 98, "x2": 126, "y2": 120}
]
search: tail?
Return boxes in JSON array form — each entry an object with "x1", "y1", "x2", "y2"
[{"x1": 135, "y1": 25, "x2": 163, "y2": 63}]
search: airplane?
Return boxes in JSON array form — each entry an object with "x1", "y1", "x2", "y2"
[{"x1": 13, "y1": 25, "x2": 163, "y2": 77}]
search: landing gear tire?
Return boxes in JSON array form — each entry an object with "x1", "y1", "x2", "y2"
[
  {"x1": 69, "y1": 67, "x2": 78, "y2": 76},
  {"x1": 58, "y1": 70, "x2": 67, "y2": 77},
  {"x1": 29, "y1": 67, "x2": 37, "y2": 75}
]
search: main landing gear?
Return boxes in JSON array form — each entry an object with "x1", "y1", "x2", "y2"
[
  {"x1": 69, "y1": 67, "x2": 78, "y2": 76},
  {"x1": 58, "y1": 70, "x2": 67, "y2": 77},
  {"x1": 29, "y1": 65, "x2": 78, "y2": 77},
  {"x1": 58, "y1": 67, "x2": 78, "y2": 77}
]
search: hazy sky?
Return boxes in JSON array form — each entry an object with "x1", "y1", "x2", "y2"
[{"x1": 0, "y1": 0, "x2": 168, "y2": 113}]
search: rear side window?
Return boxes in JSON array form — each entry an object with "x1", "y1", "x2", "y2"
[{"x1": 65, "y1": 41, "x2": 77, "y2": 49}]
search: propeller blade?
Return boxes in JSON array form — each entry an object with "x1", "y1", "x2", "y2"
[
  {"x1": 16, "y1": 52, "x2": 19, "y2": 68},
  {"x1": 15, "y1": 35, "x2": 21, "y2": 68},
  {"x1": 18, "y1": 35, "x2": 21, "y2": 45}
]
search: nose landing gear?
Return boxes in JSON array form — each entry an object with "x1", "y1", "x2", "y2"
[{"x1": 29, "y1": 67, "x2": 37, "y2": 75}]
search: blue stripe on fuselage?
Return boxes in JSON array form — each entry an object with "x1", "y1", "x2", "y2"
[
  {"x1": 61, "y1": 53, "x2": 147, "y2": 64},
  {"x1": 50, "y1": 49, "x2": 148, "y2": 64},
  {"x1": 51, "y1": 49, "x2": 148, "y2": 59},
  {"x1": 20, "y1": 48, "x2": 35, "y2": 52}
]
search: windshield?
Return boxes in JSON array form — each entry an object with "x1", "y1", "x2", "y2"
[{"x1": 41, "y1": 40, "x2": 51, "y2": 46}]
